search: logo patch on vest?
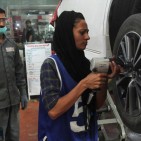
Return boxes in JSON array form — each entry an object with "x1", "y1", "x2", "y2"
[{"x1": 6, "y1": 47, "x2": 14, "y2": 52}]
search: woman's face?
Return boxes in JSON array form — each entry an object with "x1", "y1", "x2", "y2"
[{"x1": 73, "y1": 19, "x2": 90, "y2": 50}]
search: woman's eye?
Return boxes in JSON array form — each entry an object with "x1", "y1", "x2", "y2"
[
  {"x1": 80, "y1": 31, "x2": 85, "y2": 35},
  {"x1": 79, "y1": 30, "x2": 89, "y2": 35}
]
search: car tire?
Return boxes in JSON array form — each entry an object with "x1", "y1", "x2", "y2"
[
  {"x1": 109, "y1": 0, "x2": 135, "y2": 51},
  {"x1": 113, "y1": 13, "x2": 141, "y2": 133}
]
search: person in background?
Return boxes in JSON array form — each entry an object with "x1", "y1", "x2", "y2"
[
  {"x1": 0, "y1": 8, "x2": 28, "y2": 141},
  {"x1": 38, "y1": 11, "x2": 119, "y2": 141},
  {"x1": 22, "y1": 19, "x2": 35, "y2": 42}
]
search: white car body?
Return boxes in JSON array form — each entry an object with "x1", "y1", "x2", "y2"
[
  {"x1": 57, "y1": 0, "x2": 113, "y2": 59},
  {"x1": 56, "y1": 0, "x2": 141, "y2": 137}
]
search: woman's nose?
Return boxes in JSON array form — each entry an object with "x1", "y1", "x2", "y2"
[{"x1": 86, "y1": 34, "x2": 90, "y2": 40}]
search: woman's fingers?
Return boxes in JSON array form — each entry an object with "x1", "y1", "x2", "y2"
[
  {"x1": 86, "y1": 73, "x2": 108, "y2": 89},
  {"x1": 108, "y1": 61, "x2": 121, "y2": 78}
]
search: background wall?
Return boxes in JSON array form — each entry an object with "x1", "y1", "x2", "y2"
[
  {"x1": 1, "y1": 0, "x2": 59, "y2": 9},
  {"x1": 0, "y1": 0, "x2": 60, "y2": 43}
]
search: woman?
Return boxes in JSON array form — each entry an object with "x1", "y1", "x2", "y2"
[{"x1": 38, "y1": 11, "x2": 118, "y2": 141}]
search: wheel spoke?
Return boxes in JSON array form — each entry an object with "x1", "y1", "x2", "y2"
[
  {"x1": 127, "y1": 80, "x2": 136, "y2": 114},
  {"x1": 117, "y1": 55, "x2": 126, "y2": 66},
  {"x1": 133, "y1": 37, "x2": 141, "y2": 64},
  {"x1": 116, "y1": 73, "x2": 129, "y2": 86},
  {"x1": 134, "y1": 83, "x2": 141, "y2": 111},
  {"x1": 125, "y1": 86, "x2": 129, "y2": 112},
  {"x1": 120, "y1": 41, "x2": 127, "y2": 61},
  {"x1": 134, "y1": 55, "x2": 141, "y2": 69},
  {"x1": 135, "y1": 86, "x2": 141, "y2": 111},
  {"x1": 135, "y1": 80, "x2": 141, "y2": 97},
  {"x1": 124, "y1": 80, "x2": 141, "y2": 115},
  {"x1": 137, "y1": 95, "x2": 141, "y2": 111},
  {"x1": 124, "y1": 35, "x2": 133, "y2": 61}
]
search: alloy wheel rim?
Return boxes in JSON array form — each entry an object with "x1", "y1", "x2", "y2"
[{"x1": 115, "y1": 31, "x2": 141, "y2": 116}]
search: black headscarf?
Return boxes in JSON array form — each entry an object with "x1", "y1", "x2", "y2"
[{"x1": 53, "y1": 11, "x2": 91, "y2": 82}]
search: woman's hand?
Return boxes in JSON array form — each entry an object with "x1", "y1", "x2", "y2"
[
  {"x1": 108, "y1": 61, "x2": 121, "y2": 78},
  {"x1": 84, "y1": 73, "x2": 108, "y2": 90}
]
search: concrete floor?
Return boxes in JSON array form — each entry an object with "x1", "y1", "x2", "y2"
[
  {"x1": 19, "y1": 99, "x2": 141, "y2": 141},
  {"x1": 20, "y1": 100, "x2": 39, "y2": 141}
]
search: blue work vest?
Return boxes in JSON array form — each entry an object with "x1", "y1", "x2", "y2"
[{"x1": 38, "y1": 54, "x2": 98, "y2": 141}]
